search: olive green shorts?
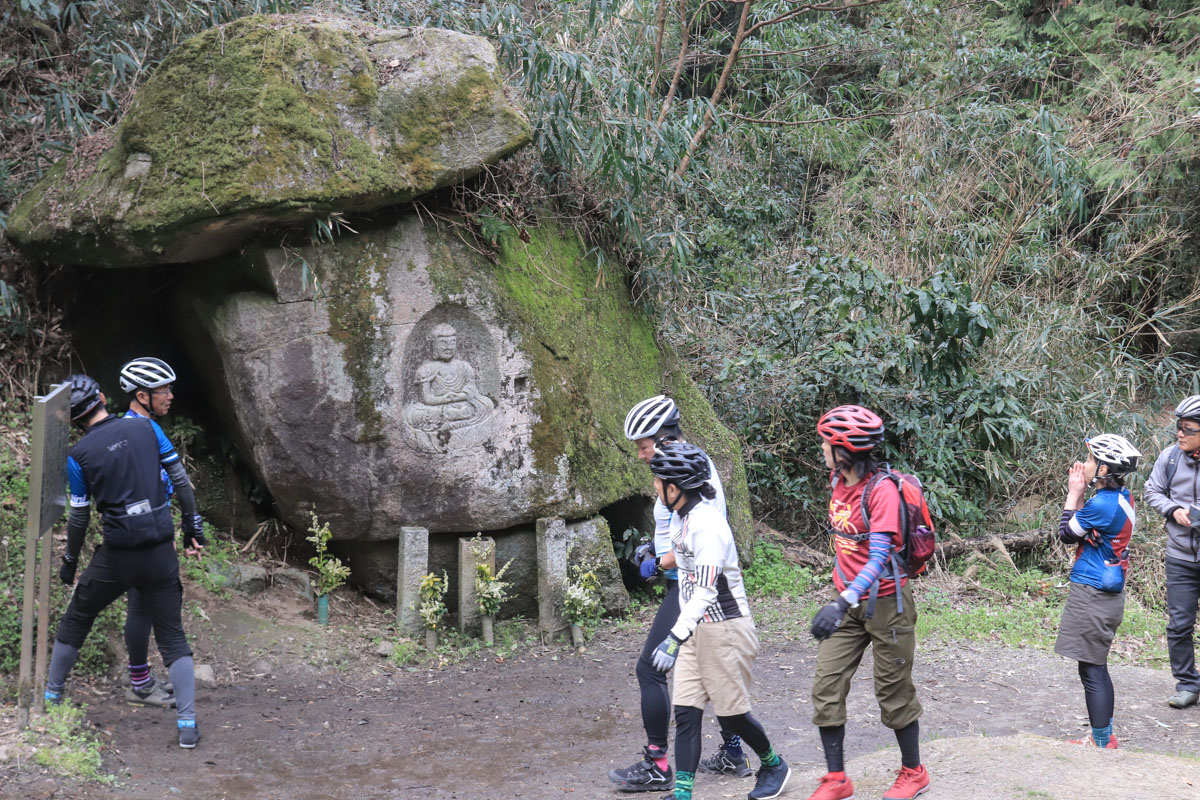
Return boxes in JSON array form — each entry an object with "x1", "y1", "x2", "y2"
[{"x1": 810, "y1": 583, "x2": 922, "y2": 730}]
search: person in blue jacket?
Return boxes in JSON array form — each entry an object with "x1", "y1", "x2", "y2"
[
  {"x1": 48, "y1": 375, "x2": 205, "y2": 749},
  {"x1": 1055, "y1": 433, "x2": 1142, "y2": 749},
  {"x1": 118, "y1": 356, "x2": 198, "y2": 708}
]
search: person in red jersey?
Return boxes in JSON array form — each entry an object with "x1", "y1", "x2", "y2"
[{"x1": 804, "y1": 405, "x2": 929, "y2": 800}]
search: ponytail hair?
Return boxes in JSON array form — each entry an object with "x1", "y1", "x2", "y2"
[{"x1": 697, "y1": 482, "x2": 716, "y2": 500}]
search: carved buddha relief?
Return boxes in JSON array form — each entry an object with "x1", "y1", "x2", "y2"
[{"x1": 400, "y1": 309, "x2": 499, "y2": 454}]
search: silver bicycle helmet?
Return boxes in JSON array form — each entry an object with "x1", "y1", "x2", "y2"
[
  {"x1": 1175, "y1": 395, "x2": 1200, "y2": 421},
  {"x1": 624, "y1": 395, "x2": 680, "y2": 441},
  {"x1": 119, "y1": 357, "x2": 176, "y2": 393},
  {"x1": 1085, "y1": 434, "x2": 1142, "y2": 476}
]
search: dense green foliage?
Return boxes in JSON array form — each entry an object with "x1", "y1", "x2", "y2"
[{"x1": 1, "y1": 0, "x2": 1197, "y2": 542}]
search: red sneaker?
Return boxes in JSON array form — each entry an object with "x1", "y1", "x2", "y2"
[
  {"x1": 882, "y1": 765, "x2": 930, "y2": 800},
  {"x1": 1068, "y1": 733, "x2": 1119, "y2": 749},
  {"x1": 805, "y1": 771, "x2": 854, "y2": 800}
]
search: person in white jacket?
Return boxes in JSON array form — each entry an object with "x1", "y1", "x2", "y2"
[{"x1": 647, "y1": 442, "x2": 790, "y2": 800}]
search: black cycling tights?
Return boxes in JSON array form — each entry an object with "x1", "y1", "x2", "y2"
[
  {"x1": 673, "y1": 706, "x2": 770, "y2": 774},
  {"x1": 1078, "y1": 661, "x2": 1114, "y2": 729}
]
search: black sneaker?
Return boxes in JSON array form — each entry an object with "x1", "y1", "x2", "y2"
[
  {"x1": 699, "y1": 747, "x2": 753, "y2": 777},
  {"x1": 748, "y1": 756, "x2": 790, "y2": 800},
  {"x1": 178, "y1": 723, "x2": 200, "y2": 749},
  {"x1": 608, "y1": 747, "x2": 674, "y2": 793}
]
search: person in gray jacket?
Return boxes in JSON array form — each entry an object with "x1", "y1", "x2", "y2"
[{"x1": 1144, "y1": 394, "x2": 1200, "y2": 709}]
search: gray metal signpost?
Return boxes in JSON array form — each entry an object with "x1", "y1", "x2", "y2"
[{"x1": 17, "y1": 382, "x2": 70, "y2": 729}]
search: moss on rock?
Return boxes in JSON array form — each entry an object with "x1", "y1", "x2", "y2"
[
  {"x1": 6, "y1": 16, "x2": 530, "y2": 268},
  {"x1": 471, "y1": 222, "x2": 754, "y2": 546}
]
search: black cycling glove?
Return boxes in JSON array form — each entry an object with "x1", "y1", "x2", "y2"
[
  {"x1": 182, "y1": 513, "x2": 206, "y2": 549},
  {"x1": 59, "y1": 555, "x2": 78, "y2": 586}
]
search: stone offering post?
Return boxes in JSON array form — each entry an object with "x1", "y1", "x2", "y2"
[
  {"x1": 458, "y1": 536, "x2": 495, "y2": 635},
  {"x1": 396, "y1": 526, "x2": 429, "y2": 637},
  {"x1": 536, "y1": 517, "x2": 569, "y2": 639}
]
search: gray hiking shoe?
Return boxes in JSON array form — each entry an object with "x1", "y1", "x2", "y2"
[
  {"x1": 1168, "y1": 689, "x2": 1199, "y2": 709},
  {"x1": 122, "y1": 671, "x2": 173, "y2": 694},
  {"x1": 126, "y1": 681, "x2": 177, "y2": 708}
]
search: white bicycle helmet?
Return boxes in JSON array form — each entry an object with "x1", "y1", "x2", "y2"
[
  {"x1": 1175, "y1": 395, "x2": 1200, "y2": 421},
  {"x1": 1085, "y1": 434, "x2": 1142, "y2": 476},
  {"x1": 119, "y1": 357, "x2": 176, "y2": 393},
  {"x1": 624, "y1": 395, "x2": 680, "y2": 441}
]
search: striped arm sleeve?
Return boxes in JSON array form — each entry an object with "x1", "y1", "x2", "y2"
[{"x1": 844, "y1": 532, "x2": 893, "y2": 604}]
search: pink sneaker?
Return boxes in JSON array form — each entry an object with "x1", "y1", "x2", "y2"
[
  {"x1": 805, "y1": 771, "x2": 854, "y2": 800},
  {"x1": 1068, "y1": 732, "x2": 1119, "y2": 749},
  {"x1": 882, "y1": 765, "x2": 930, "y2": 800}
]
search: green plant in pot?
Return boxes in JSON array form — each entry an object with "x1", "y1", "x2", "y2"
[
  {"x1": 307, "y1": 513, "x2": 350, "y2": 625},
  {"x1": 561, "y1": 566, "x2": 602, "y2": 648},
  {"x1": 418, "y1": 570, "x2": 449, "y2": 650}
]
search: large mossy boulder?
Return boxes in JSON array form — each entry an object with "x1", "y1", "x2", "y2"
[
  {"x1": 6, "y1": 15, "x2": 530, "y2": 267},
  {"x1": 175, "y1": 212, "x2": 754, "y2": 563}
]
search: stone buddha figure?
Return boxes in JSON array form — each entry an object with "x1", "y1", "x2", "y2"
[{"x1": 401, "y1": 322, "x2": 496, "y2": 453}]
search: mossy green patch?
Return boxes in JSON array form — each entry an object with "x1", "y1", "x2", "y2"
[
  {"x1": 310, "y1": 235, "x2": 392, "y2": 441},
  {"x1": 5, "y1": 17, "x2": 531, "y2": 267},
  {"x1": 457, "y1": 221, "x2": 755, "y2": 540}
]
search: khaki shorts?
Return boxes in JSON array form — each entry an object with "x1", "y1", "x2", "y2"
[{"x1": 672, "y1": 615, "x2": 759, "y2": 716}]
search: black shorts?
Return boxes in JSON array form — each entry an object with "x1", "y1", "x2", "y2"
[{"x1": 55, "y1": 538, "x2": 192, "y2": 666}]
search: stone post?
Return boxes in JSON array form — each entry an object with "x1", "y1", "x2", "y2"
[
  {"x1": 536, "y1": 517, "x2": 569, "y2": 638},
  {"x1": 458, "y1": 536, "x2": 495, "y2": 634},
  {"x1": 396, "y1": 526, "x2": 429, "y2": 637}
]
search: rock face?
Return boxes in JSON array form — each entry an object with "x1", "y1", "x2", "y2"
[
  {"x1": 177, "y1": 214, "x2": 754, "y2": 565},
  {"x1": 6, "y1": 15, "x2": 530, "y2": 267}
]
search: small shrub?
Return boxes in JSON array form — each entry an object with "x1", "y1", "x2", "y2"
[
  {"x1": 417, "y1": 571, "x2": 449, "y2": 631},
  {"x1": 561, "y1": 566, "x2": 603, "y2": 625},
  {"x1": 743, "y1": 541, "x2": 814, "y2": 598},
  {"x1": 306, "y1": 512, "x2": 350, "y2": 597},
  {"x1": 27, "y1": 702, "x2": 112, "y2": 782}
]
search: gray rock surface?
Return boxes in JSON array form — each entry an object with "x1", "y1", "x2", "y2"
[{"x1": 273, "y1": 568, "x2": 314, "y2": 601}]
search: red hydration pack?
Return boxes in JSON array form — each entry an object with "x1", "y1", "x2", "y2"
[{"x1": 858, "y1": 464, "x2": 937, "y2": 616}]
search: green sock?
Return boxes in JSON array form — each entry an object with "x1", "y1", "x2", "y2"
[
  {"x1": 757, "y1": 746, "x2": 781, "y2": 768},
  {"x1": 674, "y1": 770, "x2": 695, "y2": 799}
]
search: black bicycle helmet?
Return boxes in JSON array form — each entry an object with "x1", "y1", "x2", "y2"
[
  {"x1": 68, "y1": 374, "x2": 103, "y2": 421},
  {"x1": 649, "y1": 442, "x2": 711, "y2": 490}
]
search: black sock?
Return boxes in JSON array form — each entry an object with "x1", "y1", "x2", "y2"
[
  {"x1": 819, "y1": 725, "x2": 845, "y2": 773},
  {"x1": 894, "y1": 720, "x2": 920, "y2": 769}
]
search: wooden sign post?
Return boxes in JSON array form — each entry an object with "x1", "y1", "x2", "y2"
[{"x1": 17, "y1": 382, "x2": 70, "y2": 729}]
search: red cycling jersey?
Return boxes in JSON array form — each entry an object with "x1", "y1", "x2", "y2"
[{"x1": 828, "y1": 471, "x2": 905, "y2": 596}]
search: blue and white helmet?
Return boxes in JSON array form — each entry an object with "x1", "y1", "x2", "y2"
[
  {"x1": 624, "y1": 395, "x2": 680, "y2": 441},
  {"x1": 119, "y1": 357, "x2": 176, "y2": 393},
  {"x1": 1175, "y1": 395, "x2": 1200, "y2": 421},
  {"x1": 1085, "y1": 434, "x2": 1142, "y2": 476}
]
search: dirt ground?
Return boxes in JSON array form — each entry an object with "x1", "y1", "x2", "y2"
[{"x1": 3, "y1": 582, "x2": 1200, "y2": 800}]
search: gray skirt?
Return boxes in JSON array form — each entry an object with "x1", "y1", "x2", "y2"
[{"x1": 1054, "y1": 581, "x2": 1125, "y2": 665}]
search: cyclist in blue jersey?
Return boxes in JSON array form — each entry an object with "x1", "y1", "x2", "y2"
[
  {"x1": 118, "y1": 357, "x2": 203, "y2": 708},
  {"x1": 48, "y1": 375, "x2": 204, "y2": 749},
  {"x1": 1055, "y1": 433, "x2": 1142, "y2": 749},
  {"x1": 608, "y1": 396, "x2": 750, "y2": 794}
]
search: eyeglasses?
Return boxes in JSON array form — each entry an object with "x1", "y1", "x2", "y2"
[
  {"x1": 149, "y1": 388, "x2": 173, "y2": 397},
  {"x1": 1178, "y1": 422, "x2": 1200, "y2": 436}
]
